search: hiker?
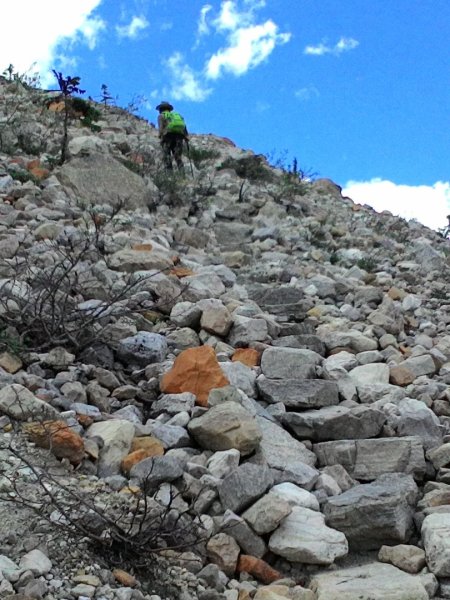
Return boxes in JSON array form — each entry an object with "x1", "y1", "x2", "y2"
[
  {"x1": 440, "y1": 215, "x2": 450, "y2": 239},
  {"x1": 156, "y1": 101, "x2": 188, "y2": 173}
]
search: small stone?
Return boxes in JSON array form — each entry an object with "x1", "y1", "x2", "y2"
[{"x1": 112, "y1": 569, "x2": 137, "y2": 587}]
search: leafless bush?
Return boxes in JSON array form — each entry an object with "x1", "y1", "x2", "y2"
[
  {"x1": 0, "y1": 203, "x2": 184, "y2": 356},
  {"x1": 0, "y1": 430, "x2": 208, "y2": 569}
]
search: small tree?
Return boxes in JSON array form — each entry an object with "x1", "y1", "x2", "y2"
[
  {"x1": 100, "y1": 83, "x2": 114, "y2": 106},
  {"x1": 51, "y1": 70, "x2": 85, "y2": 165}
]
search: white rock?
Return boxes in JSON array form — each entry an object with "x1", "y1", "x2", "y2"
[{"x1": 268, "y1": 506, "x2": 348, "y2": 565}]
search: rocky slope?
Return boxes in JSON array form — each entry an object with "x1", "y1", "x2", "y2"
[{"x1": 1, "y1": 75, "x2": 450, "y2": 600}]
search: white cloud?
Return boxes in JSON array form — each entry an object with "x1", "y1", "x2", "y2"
[
  {"x1": 0, "y1": 1, "x2": 105, "y2": 81},
  {"x1": 343, "y1": 178, "x2": 450, "y2": 231},
  {"x1": 165, "y1": 52, "x2": 213, "y2": 102},
  {"x1": 304, "y1": 37, "x2": 359, "y2": 56},
  {"x1": 116, "y1": 15, "x2": 149, "y2": 39},
  {"x1": 78, "y1": 15, "x2": 106, "y2": 49},
  {"x1": 206, "y1": 20, "x2": 291, "y2": 79},
  {"x1": 198, "y1": 4, "x2": 213, "y2": 36},
  {"x1": 295, "y1": 85, "x2": 319, "y2": 100}
]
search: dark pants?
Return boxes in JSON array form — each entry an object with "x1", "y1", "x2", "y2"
[{"x1": 161, "y1": 133, "x2": 185, "y2": 172}]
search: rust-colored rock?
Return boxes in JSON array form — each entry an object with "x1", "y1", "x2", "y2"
[
  {"x1": 170, "y1": 266, "x2": 195, "y2": 278},
  {"x1": 112, "y1": 569, "x2": 137, "y2": 587},
  {"x1": 160, "y1": 345, "x2": 229, "y2": 406},
  {"x1": 237, "y1": 555, "x2": 282, "y2": 585},
  {"x1": 132, "y1": 243, "x2": 153, "y2": 251},
  {"x1": 389, "y1": 365, "x2": 415, "y2": 386},
  {"x1": 47, "y1": 100, "x2": 65, "y2": 112},
  {"x1": 130, "y1": 436, "x2": 165, "y2": 455},
  {"x1": 121, "y1": 448, "x2": 164, "y2": 475},
  {"x1": 24, "y1": 420, "x2": 85, "y2": 464},
  {"x1": 76, "y1": 414, "x2": 94, "y2": 428},
  {"x1": 26, "y1": 160, "x2": 49, "y2": 180},
  {"x1": 232, "y1": 348, "x2": 260, "y2": 367}
]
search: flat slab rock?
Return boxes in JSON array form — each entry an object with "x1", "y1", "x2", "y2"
[
  {"x1": 323, "y1": 473, "x2": 419, "y2": 550},
  {"x1": 310, "y1": 562, "x2": 430, "y2": 600},
  {"x1": 314, "y1": 436, "x2": 426, "y2": 481}
]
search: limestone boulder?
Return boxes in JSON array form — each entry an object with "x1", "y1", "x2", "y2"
[
  {"x1": 86, "y1": 419, "x2": 135, "y2": 477},
  {"x1": 283, "y1": 404, "x2": 385, "y2": 442},
  {"x1": 378, "y1": 544, "x2": 426, "y2": 574},
  {"x1": 257, "y1": 377, "x2": 338, "y2": 408},
  {"x1": 310, "y1": 562, "x2": 429, "y2": 600},
  {"x1": 314, "y1": 436, "x2": 426, "y2": 481},
  {"x1": 228, "y1": 314, "x2": 269, "y2": 346},
  {"x1": 254, "y1": 417, "x2": 318, "y2": 488},
  {"x1": 221, "y1": 510, "x2": 267, "y2": 558},
  {"x1": 57, "y1": 152, "x2": 153, "y2": 209},
  {"x1": 323, "y1": 473, "x2": 419, "y2": 550},
  {"x1": 422, "y1": 512, "x2": 450, "y2": 577},
  {"x1": 0, "y1": 384, "x2": 59, "y2": 421},
  {"x1": 117, "y1": 332, "x2": 168, "y2": 367},
  {"x1": 269, "y1": 506, "x2": 348, "y2": 565},
  {"x1": 188, "y1": 401, "x2": 262, "y2": 455},
  {"x1": 242, "y1": 492, "x2": 292, "y2": 534},
  {"x1": 218, "y1": 463, "x2": 274, "y2": 513},
  {"x1": 260, "y1": 347, "x2": 322, "y2": 379}
]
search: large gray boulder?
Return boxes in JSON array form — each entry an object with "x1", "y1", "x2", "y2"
[
  {"x1": 86, "y1": 420, "x2": 135, "y2": 477},
  {"x1": 257, "y1": 377, "x2": 339, "y2": 408},
  {"x1": 188, "y1": 401, "x2": 262, "y2": 455},
  {"x1": 283, "y1": 404, "x2": 385, "y2": 441},
  {"x1": 260, "y1": 347, "x2": 322, "y2": 379},
  {"x1": 116, "y1": 331, "x2": 168, "y2": 367},
  {"x1": 422, "y1": 513, "x2": 450, "y2": 577},
  {"x1": 0, "y1": 384, "x2": 59, "y2": 421},
  {"x1": 269, "y1": 506, "x2": 348, "y2": 565},
  {"x1": 218, "y1": 463, "x2": 274, "y2": 513},
  {"x1": 57, "y1": 153, "x2": 152, "y2": 209},
  {"x1": 253, "y1": 417, "x2": 318, "y2": 489},
  {"x1": 323, "y1": 473, "x2": 419, "y2": 549},
  {"x1": 314, "y1": 436, "x2": 426, "y2": 481},
  {"x1": 310, "y1": 562, "x2": 430, "y2": 600}
]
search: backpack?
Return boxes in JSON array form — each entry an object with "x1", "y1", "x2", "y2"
[{"x1": 163, "y1": 111, "x2": 186, "y2": 134}]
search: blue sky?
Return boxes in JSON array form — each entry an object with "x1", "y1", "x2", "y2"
[{"x1": 2, "y1": 0, "x2": 450, "y2": 230}]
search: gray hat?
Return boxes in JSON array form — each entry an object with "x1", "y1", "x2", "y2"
[{"x1": 156, "y1": 101, "x2": 173, "y2": 111}]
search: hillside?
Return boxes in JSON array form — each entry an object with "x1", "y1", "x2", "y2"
[{"x1": 1, "y1": 75, "x2": 450, "y2": 600}]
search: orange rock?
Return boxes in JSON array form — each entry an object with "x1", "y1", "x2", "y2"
[
  {"x1": 170, "y1": 266, "x2": 195, "y2": 278},
  {"x1": 121, "y1": 448, "x2": 162, "y2": 475},
  {"x1": 232, "y1": 348, "x2": 260, "y2": 367},
  {"x1": 389, "y1": 365, "x2": 415, "y2": 386},
  {"x1": 27, "y1": 159, "x2": 41, "y2": 170},
  {"x1": 29, "y1": 166, "x2": 49, "y2": 180},
  {"x1": 160, "y1": 346, "x2": 229, "y2": 406},
  {"x1": 112, "y1": 569, "x2": 137, "y2": 587},
  {"x1": 47, "y1": 101, "x2": 65, "y2": 112},
  {"x1": 237, "y1": 555, "x2": 282, "y2": 585},
  {"x1": 130, "y1": 436, "x2": 165, "y2": 455},
  {"x1": 76, "y1": 414, "x2": 94, "y2": 428},
  {"x1": 25, "y1": 420, "x2": 85, "y2": 464},
  {"x1": 132, "y1": 243, "x2": 153, "y2": 251}
]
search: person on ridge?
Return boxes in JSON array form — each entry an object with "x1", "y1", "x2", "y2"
[
  {"x1": 440, "y1": 215, "x2": 450, "y2": 239},
  {"x1": 156, "y1": 101, "x2": 188, "y2": 173}
]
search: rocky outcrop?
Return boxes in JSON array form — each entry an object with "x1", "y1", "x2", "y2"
[{"x1": 2, "y1": 76, "x2": 450, "y2": 599}]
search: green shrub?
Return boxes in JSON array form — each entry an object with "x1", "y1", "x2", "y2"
[
  {"x1": 70, "y1": 97, "x2": 101, "y2": 131},
  {"x1": 218, "y1": 155, "x2": 273, "y2": 182},
  {"x1": 8, "y1": 169, "x2": 39, "y2": 185},
  {"x1": 357, "y1": 257, "x2": 377, "y2": 272},
  {"x1": 185, "y1": 146, "x2": 220, "y2": 168}
]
